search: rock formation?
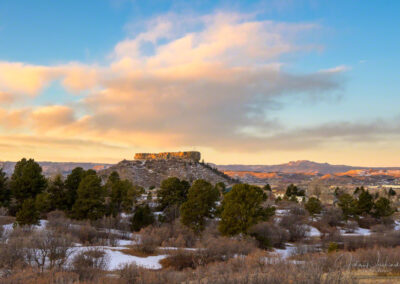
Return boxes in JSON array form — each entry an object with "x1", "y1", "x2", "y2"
[
  {"x1": 99, "y1": 152, "x2": 234, "y2": 188},
  {"x1": 134, "y1": 151, "x2": 201, "y2": 163}
]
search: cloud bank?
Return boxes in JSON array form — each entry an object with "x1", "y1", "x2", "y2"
[{"x1": 0, "y1": 11, "x2": 394, "y2": 163}]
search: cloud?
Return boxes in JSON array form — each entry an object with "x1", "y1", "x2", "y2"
[
  {"x1": 0, "y1": 92, "x2": 14, "y2": 104},
  {"x1": 0, "y1": 12, "x2": 350, "y2": 157},
  {"x1": 319, "y1": 65, "x2": 351, "y2": 73}
]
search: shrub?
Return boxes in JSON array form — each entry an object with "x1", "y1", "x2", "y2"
[
  {"x1": 280, "y1": 214, "x2": 309, "y2": 242},
  {"x1": 71, "y1": 248, "x2": 109, "y2": 281},
  {"x1": 321, "y1": 207, "x2": 343, "y2": 227},
  {"x1": 328, "y1": 242, "x2": 339, "y2": 253},
  {"x1": 160, "y1": 250, "x2": 197, "y2": 270},
  {"x1": 248, "y1": 222, "x2": 289, "y2": 249}
]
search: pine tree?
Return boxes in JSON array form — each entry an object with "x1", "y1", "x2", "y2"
[
  {"x1": 72, "y1": 174, "x2": 106, "y2": 220},
  {"x1": 10, "y1": 158, "x2": 47, "y2": 212},
  {"x1": 157, "y1": 177, "x2": 190, "y2": 211},
  {"x1": 16, "y1": 198, "x2": 40, "y2": 226},
  {"x1": 356, "y1": 190, "x2": 374, "y2": 215},
  {"x1": 65, "y1": 167, "x2": 85, "y2": 210},
  {"x1": 130, "y1": 205, "x2": 155, "y2": 231},
  {"x1": 180, "y1": 179, "x2": 220, "y2": 232},
  {"x1": 338, "y1": 193, "x2": 357, "y2": 220},
  {"x1": 48, "y1": 175, "x2": 68, "y2": 211},
  {"x1": 305, "y1": 197, "x2": 322, "y2": 217},
  {"x1": 373, "y1": 197, "x2": 395, "y2": 218},
  {"x1": 219, "y1": 183, "x2": 274, "y2": 236},
  {"x1": 263, "y1": 184, "x2": 272, "y2": 191},
  {"x1": 0, "y1": 168, "x2": 10, "y2": 208}
]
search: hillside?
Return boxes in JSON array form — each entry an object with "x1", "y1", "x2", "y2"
[
  {"x1": 98, "y1": 159, "x2": 235, "y2": 188},
  {"x1": 217, "y1": 160, "x2": 400, "y2": 175}
]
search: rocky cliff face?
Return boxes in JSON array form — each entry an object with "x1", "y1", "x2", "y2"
[
  {"x1": 134, "y1": 151, "x2": 201, "y2": 163},
  {"x1": 99, "y1": 158, "x2": 234, "y2": 188}
]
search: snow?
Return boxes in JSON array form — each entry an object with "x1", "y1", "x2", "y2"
[
  {"x1": 116, "y1": 239, "x2": 134, "y2": 246},
  {"x1": 305, "y1": 225, "x2": 321, "y2": 237},
  {"x1": 272, "y1": 244, "x2": 296, "y2": 259},
  {"x1": 340, "y1": 227, "x2": 371, "y2": 236},
  {"x1": 106, "y1": 250, "x2": 166, "y2": 270},
  {"x1": 70, "y1": 246, "x2": 167, "y2": 270},
  {"x1": 275, "y1": 209, "x2": 289, "y2": 216}
]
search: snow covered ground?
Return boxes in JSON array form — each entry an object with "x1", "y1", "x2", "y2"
[{"x1": 69, "y1": 246, "x2": 167, "y2": 270}]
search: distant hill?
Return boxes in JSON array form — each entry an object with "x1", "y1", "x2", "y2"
[
  {"x1": 0, "y1": 161, "x2": 112, "y2": 177},
  {"x1": 99, "y1": 159, "x2": 235, "y2": 188},
  {"x1": 217, "y1": 160, "x2": 400, "y2": 175}
]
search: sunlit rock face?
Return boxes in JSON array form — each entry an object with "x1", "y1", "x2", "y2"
[{"x1": 134, "y1": 151, "x2": 201, "y2": 163}]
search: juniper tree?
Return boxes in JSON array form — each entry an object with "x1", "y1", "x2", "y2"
[
  {"x1": 72, "y1": 174, "x2": 106, "y2": 220},
  {"x1": 219, "y1": 183, "x2": 275, "y2": 236},
  {"x1": 16, "y1": 198, "x2": 40, "y2": 226},
  {"x1": 0, "y1": 168, "x2": 10, "y2": 208},
  {"x1": 10, "y1": 158, "x2": 47, "y2": 213},
  {"x1": 180, "y1": 179, "x2": 220, "y2": 232}
]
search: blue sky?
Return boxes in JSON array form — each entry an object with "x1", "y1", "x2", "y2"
[{"x1": 0, "y1": 0, "x2": 399, "y2": 165}]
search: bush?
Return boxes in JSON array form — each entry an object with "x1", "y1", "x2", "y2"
[
  {"x1": 321, "y1": 207, "x2": 343, "y2": 227},
  {"x1": 135, "y1": 221, "x2": 197, "y2": 253},
  {"x1": 160, "y1": 250, "x2": 197, "y2": 270},
  {"x1": 71, "y1": 248, "x2": 109, "y2": 281},
  {"x1": 248, "y1": 222, "x2": 289, "y2": 249},
  {"x1": 356, "y1": 215, "x2": 379, "y2": 229},
  {"x1": 328, "y1": 242, "x2": 339, "y2": 253},
  {"x1": 280, "y1": 214, "x2": 309, "y2": 242}
]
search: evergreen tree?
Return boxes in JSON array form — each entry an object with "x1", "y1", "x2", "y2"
[
  {"x1": 35, "y1": 192, "x2": 52, "y2": 215},
  {"x1": 130, "y1": 205, "x2": 155, "y2": 231},
  {"x1": 263, "y1": 184, "x2": 272, "y2": 191},
  {"x1": 48, "y1": 175, "x2": 68, "y2": 211},
  {"x1": 388, "y1": 188, "x2": 396, "y2": 197},
  {"x1": 72, "y1": 174, "x2": 106, "y2": 220},
  {"x1": 157, "y1": 177, "x2": 190, "y2": 211},
  {"x1": 219, "y1": 183, "x2": 275, "y2": 236},
  {"x1": 337, "y1": 193, "x2": 357, "y2": 220},
  {"x1": 0, "y1": 168, "x2": 10, "y2": 208},
  {"x1": 373, "y1": 197, "x2": 395, "y2": 218},
  {"x1": 356, "y1": 190, "x2": 374, "y2": 215},
  {"x1": 180, "y1": 179, "x2": 220, "y2": 232},
  {"x1": 10, "y1": 158, "x2": 47, "y2": 212},
  {"x1": 285, "y1": 184, "x2": 305, "y2": 198},
  {"x1": 305, "y1": 197, "x2": 322, "y2": 217},
  {"x1": 15, "y1": 198, "x2": 40, "y2": 226},
  {"x1": 215, "y1": 182, "x2": 227, "y2": 194},
  {"x1": 65, "y1": 167, "x2": 85, "y2": 210}
]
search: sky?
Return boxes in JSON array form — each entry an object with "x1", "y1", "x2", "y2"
[{"x1": 0, "y1": 0, "x2": 399, "y2": 166}]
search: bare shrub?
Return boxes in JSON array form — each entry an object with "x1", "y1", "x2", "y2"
[
  {"x1": 343, "y1": 221, "x2": 357, "y2": 233},
  {"x1": 46, "y1": 210, "x2": 70, "y2": 233},
  {"x1": 0, "y1": 207, "x2": 8, "y2": 216},
  {"x1": 0, "y1": 237, "x2": 28, "y2": 275},
  {"x1": 370, "y1": 223, "x2": 392, "y2": 233},
  {"x1": 280, "y1": 215, "x2": 309, "y2": 242},
  {"x1": 0, "y1": 215, "x2": 14, "y2": 226},
  {"x1": 160, "y1": 250, "x2": 197, "y2": 270},
  {"x1": 288, "y1": 203, "x2": 307, "y2": 216},
  {"x1": 68, "y1": 222, "x2": 104, "y2": 245},
  {"x1": 321, "y1": 207, "x2": 343, "y2": 227},
  {"x1": 25, "y1": 230, "x2": 74, "y2": 272},
  {"x1": 357, "y1": 215, "x2": 379, "y2": 229},
  {"x1": 71, "y1": 248, "x2": 109, "y2": 281},
  {"x1": 196, "y1": 235, "x2": 257, "y2": 265},
  {"x1": 248, "y1": 222, "x2": 289, "y2": 249},
  {"x1": 135, "y1": 220, "x2": 196, "y2": 253},
  {"x1": 92, "y1": 215, "x2": 130, "y2": 233}
]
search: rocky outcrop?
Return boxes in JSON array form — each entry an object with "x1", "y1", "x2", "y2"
[
  {"x1": 99, "y1": 158, "x2": 235, "y2": 188},
  {"x1": 134, "y1": 151, "x2": 201, "y2": 163}
]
